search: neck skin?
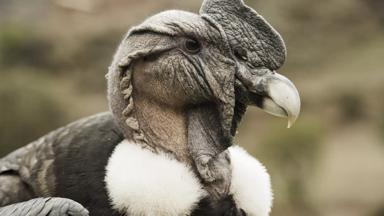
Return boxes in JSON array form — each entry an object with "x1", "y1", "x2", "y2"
[
  {"x1": 128, "y1": 62, "x2": 233, "y2": 200},
  {"x1": 133, "y1": 94, "x2": 192, "y2": 164},
  {"x1": 132, "y1": 91, "x2": 232, "y2": 201}
]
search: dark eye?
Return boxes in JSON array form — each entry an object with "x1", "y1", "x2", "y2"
[
  {"x1": 184, "y1": 38, "x2": 201, "y2": 54},
  {"x1": 234, "y1": 47, "x2": 248, "y2": 61}
]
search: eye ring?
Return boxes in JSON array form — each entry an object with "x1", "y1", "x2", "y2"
[
  {"x1": 234, "y1": 47, "x2": 248, "y2": 61},
  {"x1": 183, "y1": 38, "x2": 201, "y2": 54}
]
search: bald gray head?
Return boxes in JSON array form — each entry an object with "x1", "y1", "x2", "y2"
[{"x1": 107, "y1": 0, "x2": 300, "y2": 148}]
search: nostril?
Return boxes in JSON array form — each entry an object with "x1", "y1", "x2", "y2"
[
  {"x1": 233, "y1": 47, "x2": 248, "y2": 61},
  {"x1": 246, "y1": 62, "x2": 255, "y2": 69}
]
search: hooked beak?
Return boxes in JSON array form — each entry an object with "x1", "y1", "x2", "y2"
[{"x1": 236, "y1": 68, "x2": 301, "y2": 128}]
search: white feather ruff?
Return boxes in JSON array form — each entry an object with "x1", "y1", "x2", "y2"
[
  {"x1": 229, "y1": 146, "x2": 273, "y2": 216},
  {"x1": 105, "y1": 140, "x2": 206, "y2": 216},
  {"x1": 105, "y1": 141, "x2": 273, "y2": 216}
]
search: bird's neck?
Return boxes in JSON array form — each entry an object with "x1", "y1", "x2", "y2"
[{"x1": 133, "y1": 94, "x2": 192, "y2": 164}]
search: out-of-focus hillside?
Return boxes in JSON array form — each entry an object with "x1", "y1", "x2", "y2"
[{"x1": 0, "y1": 0, "x2": 383, "y2": 215}]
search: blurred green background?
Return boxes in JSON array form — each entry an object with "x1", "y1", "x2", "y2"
[{"x1": 0, "y1": 0, "x2": 383, "y2": 215}]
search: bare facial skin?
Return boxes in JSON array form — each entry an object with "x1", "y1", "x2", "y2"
[{"x1": 107, "y1": 1, "x2": 300, "y2": 205}]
